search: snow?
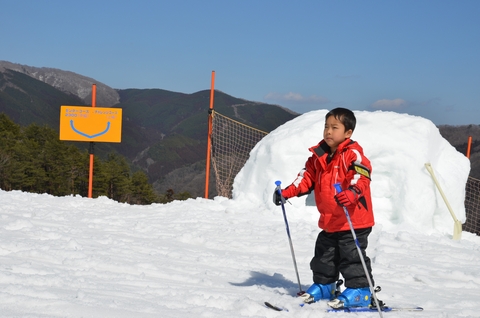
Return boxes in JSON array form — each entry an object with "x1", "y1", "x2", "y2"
[{"x1": 1, "y1": 110, "x2": 479, "y2": 317}]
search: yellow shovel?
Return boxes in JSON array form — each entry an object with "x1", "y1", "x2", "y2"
[{"x1": 425, "y1": 163, "x2": 462, "y2": 240}]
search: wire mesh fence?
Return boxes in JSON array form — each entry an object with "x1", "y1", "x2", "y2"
[{"x1": 465, "y1": 176, "x2": 480, "y2": 235}]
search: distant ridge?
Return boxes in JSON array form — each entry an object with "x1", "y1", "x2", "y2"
[{"x1": 0, "y1": 61, "x2": 119, "y2": 106}]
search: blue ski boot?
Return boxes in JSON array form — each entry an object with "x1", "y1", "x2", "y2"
[
  {"x1": 327, "y1": 287, "x2": 371, "y2": 308},
  {"x1": 300, "y1": 282, "x2": 336, "y2": 303}
]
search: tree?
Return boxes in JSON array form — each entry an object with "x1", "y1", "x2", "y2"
[
  {"x1": 130, "y1": 171, "x2": 158, "y2": 204},
  {"x1": 96, "y1": 153, "x2": 131, "y2": 202},
  {"x1": 10, "y1": 137, "x2": 45, "y2": 192},
  {"x1": 0, "y1": 113, "x2": 21, "y2": 190},
  {"x1": 159, "y1": 188, "x2": 190, "y2": 203}
]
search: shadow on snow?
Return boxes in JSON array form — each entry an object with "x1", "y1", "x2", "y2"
[{"x1": 229, "y1": 271, "x2": 303, "y2": 296}]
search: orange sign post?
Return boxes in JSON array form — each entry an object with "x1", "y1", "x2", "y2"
[
  {"x1": 89, "y1": 84, "x2": 96, "y2": 199},
  {"x1": 60, "y1": 84, "x2": 122, "y2": 198}
]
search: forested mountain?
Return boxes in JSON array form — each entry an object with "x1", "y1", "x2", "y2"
[
  {"x1": 0, "y1": 61, "x2": 298, "y2": 198},
  {"x1": 1, "y1": 61, "x2": 477, "y2": 201}
]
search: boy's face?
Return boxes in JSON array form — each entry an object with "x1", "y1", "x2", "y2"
[{"x1": 323, "y1": 115, "x2": 353, "y2": 151}]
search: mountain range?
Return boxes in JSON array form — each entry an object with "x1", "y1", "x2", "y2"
[
  {"x1": 0, "y1": 61, "x2": 299, "y2": 197},
  {"x1": 1, "y1": 61, "x2": 478, "y2": 199}
]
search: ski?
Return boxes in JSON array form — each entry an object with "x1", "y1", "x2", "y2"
[
  {"x1": 264, "y1": 301, "x2": 288, "y2": 312},
  {"x1": 265, "y1": 301, "x2": 423, "y2": 313},
  {"x1": 327, "y1": 306, "x2": 424, "y2": 313}
]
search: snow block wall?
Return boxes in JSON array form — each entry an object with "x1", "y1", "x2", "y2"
[{"x1": 233, "y1": 110, "x2": 470, "y2": 235}]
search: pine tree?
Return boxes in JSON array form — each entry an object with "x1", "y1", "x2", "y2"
[
  {"x1": 130, "y1": 171, "x2": 159, "y2": 204},
  {"x1": 99, "y1": 153, "x2": 131, "y2": 202},
  {"x1": 0, "y1": 114, "x2": 21, "y2": 190}
]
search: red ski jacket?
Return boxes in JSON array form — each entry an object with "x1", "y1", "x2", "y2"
[{"x1": 282, "y1": 138, "x2": 375, "y2": 232}]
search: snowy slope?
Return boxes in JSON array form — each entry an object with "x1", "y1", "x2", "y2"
[
  {"x1": 0, "y1": 110, "x2": 479, "y2": 317},
  {"x1": 1, "y1": 191, "x2": 479, "y2": 317}
]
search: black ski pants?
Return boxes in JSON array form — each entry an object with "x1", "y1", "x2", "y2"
[{"x1": 310, "y1": 227, "x2": 374, "y2": 288}]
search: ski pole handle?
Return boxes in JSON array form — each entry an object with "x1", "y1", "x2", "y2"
[
  {"x1": 334, "y1": 183, "x2": 343, "y2": 193},
  {"x1": 275, "y1": 180, "x2": 282, "y2": 190}
]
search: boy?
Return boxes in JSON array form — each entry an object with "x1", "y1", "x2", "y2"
[{"x1": 274, "y1": 108, "x2": 375, "y2": 309}]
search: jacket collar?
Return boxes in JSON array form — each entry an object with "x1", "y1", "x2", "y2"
[{"x1": 310, "y1": 138, "x2": 355, "y2": 158}]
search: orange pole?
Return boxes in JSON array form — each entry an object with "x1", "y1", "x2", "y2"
[
  {"x1": 204, "y1": 71, "x2": 215, "y2": 199},
  {"x1": 88, "y1": 84, "x2": 97, "y2": 198},
  {"x1": 466, "y1": 136, "x2": 472, "y2": 159}
]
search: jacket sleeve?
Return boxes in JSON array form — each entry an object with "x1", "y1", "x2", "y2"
[
  {"x1": 343, "y1": 149, "x2": 372, "y2": 199},
  {"x1": 281, "y1": 155, "x2": 316, "y2": 199}
]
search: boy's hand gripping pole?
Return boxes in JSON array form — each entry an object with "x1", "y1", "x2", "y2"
[
  {"x1": 334, "y1": 183, "x2": 383, "y2": 318},
  {"x1": 275, "y1": 181, "x2": 304, "y2": 296}
]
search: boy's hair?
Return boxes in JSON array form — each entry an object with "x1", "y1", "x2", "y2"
[{"x1": 325, "y1": 107, "x2": 356, "y2": 132}]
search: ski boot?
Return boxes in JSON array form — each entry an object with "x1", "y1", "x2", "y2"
[
  {"x1": 299, "y1": 282, "x2": 336, "y2": 304},
  {"x1": 327, "y1": 287, "x2": 371, "y2": 309}
]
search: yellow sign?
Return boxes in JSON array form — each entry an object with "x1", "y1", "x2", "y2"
[{"x1": 60, "y1": 106, "x2": 122, "y2": 142}]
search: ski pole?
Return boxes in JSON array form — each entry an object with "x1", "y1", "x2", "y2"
[
  {"x1": 333, "y1": 183, "x2": 383, "y2": 318},
  {"x1": 275, "y1": 180, "x2": 304, "y2": 296}
]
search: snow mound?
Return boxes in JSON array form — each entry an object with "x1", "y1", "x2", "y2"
[{"x1": 233, "y1": 110, "x2": 470, "y2": 235}]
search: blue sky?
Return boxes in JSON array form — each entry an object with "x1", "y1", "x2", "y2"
[{"x1": 1, "y1": 0, "x2": 479, "y2": 125}]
